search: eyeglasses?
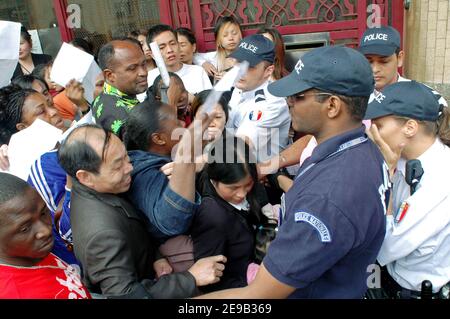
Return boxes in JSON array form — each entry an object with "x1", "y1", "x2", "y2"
[{"x1": 287, "y1": 92, "x2": 333, "y2": 103}]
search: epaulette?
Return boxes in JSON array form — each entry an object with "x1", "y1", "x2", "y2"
[{"x1": 255, "y1": 89, "x2": 266, "y2": 103}]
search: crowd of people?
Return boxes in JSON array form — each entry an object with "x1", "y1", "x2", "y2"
[{"x1": 0, "y1": 19, "x2": 449, "y2": 299}]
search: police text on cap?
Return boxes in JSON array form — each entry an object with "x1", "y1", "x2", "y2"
[
  {"x1": 364, "y1": 33, "x2": 388, "y2": 43},
  {"x1": 239, "y1": 41, "x2": 258, "y2": 53}
]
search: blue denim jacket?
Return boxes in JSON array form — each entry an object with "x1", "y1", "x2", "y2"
[{"x1": 126, "y1": 150, "x2": 200, "y2": 241}]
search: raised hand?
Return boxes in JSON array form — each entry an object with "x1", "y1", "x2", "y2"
[{"x1": 367, "y1": 123, "x2": 405, "y2": 177}]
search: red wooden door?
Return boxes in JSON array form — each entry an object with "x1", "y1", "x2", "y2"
[{"x1": 159, "y1": 0, "x2": 404, "y2": 52}]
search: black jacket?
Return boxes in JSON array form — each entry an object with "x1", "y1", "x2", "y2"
[
  {"x1": 12, "y1": 53, "x2": 52, "y2": 79},
  {"x1": 191, "y1": 172, "x2": 257, "y2": 292},
  {"x1": 70, "y1": 180, "x2": 198, "y2": 298}
]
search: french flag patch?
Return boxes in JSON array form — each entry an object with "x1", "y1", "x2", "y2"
[
  {"x1": 395, "y1": 202, "x2": 409, "y2": 224},
  {"x1": 249, "y1": 110, "x2": 263, "y2": 121}
]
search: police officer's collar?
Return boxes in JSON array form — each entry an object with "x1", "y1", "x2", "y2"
[
  {"x1": 399, "y1": 138, "x2": 442, "y2": 179},
  {"x1": 308, "y1": 126, "x2": 367, "y2": 164}
]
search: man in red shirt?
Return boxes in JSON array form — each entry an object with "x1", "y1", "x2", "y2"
[{"x1": 0, "y1": 172, "x2": 90, "y2": 299}]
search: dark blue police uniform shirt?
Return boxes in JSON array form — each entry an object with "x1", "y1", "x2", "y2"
[{"x1": 264, "y1": 126, "x2": 388, "y2": 299}]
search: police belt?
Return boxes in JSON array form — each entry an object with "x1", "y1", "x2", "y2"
[
  {"x1": 397, "y1": 287, "x2": 440, "y2": 299},
  {"x1": 381, "y1": 267, "x2": 449, "y2": 299}
]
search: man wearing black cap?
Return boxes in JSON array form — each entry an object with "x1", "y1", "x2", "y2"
[
  {"x1": 359, "y1": 25, "x2": 447, "y2": 107},
  {"x1": 227, "y1": 34, "x2": 290, "y2": 162},
  {"x1": 198, "y1": 46, "x2": 389, "y2": 299}
]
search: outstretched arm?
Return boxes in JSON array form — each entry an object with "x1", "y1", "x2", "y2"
[{"x1": 195, "y1": 263, "x2": 295, "y2": 299}]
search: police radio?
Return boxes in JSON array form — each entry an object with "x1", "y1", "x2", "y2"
[{"x1": 405, "y1": 160, "x2": 424, "y2": 195}]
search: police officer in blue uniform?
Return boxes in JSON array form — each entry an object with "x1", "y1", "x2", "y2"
[{"x1": 198, "y1": 46, "x2": 389, "y2": 299}]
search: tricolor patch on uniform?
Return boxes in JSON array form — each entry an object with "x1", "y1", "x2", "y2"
[
  {"x1": 395, "y1": 202, "x2": 409, "y2": 224},
  {"x1": 294, "y1": 212, "x2": 331, "y2": 243},
  {"x1": 249, "y1": 110, "x2": 263, "y2": 121}
]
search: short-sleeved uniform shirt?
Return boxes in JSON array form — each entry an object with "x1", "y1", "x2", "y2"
[
  {"x1": 227, "y1": 81, "x2": 291, "y2": 162},
  {"x1": 264, "y1": 126, "x2": 388, "y2": 298},
  {"x1": 92, "y1": 83, "x2": 140, "y2": 137},
  {"x1": 377, "y1": 139, "x2": 450, "y2": 292}
]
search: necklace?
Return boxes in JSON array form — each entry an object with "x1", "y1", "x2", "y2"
[{"x1": 19, "y1": 62, "x2": 33, "y2": 74}]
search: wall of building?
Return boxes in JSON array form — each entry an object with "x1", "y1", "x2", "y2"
[{"x1": 404, "y1": 0, "x2": 450, "y2": 101}]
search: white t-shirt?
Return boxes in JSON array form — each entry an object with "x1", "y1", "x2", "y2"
[
  {"x1": 139, "y1": 63, "x2": 212, "y2": 102},
  {"x1": 193, "y1": 51, "x2": 218, "y2": 68}
]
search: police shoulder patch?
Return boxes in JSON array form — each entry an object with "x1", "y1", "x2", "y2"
[
  {"x1": 254, "y1": 89, "x2": 265, "y2": 103},
  {"x1": 294, "y1": 212, "x2": 331, "y2": 243}
]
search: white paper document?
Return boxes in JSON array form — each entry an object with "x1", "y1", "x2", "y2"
[
  {"x1": 150, "y1": 41, "x2": 171, "y2": 87},
  {"x1": 201, "y1": 61, "x2": 249, "y2": 115},
  {"x1": 8, "y1": 119, "x2": 62, "y2": 181},
  {"x1": 0, "y1": 20, "x2": 21, "y2": 88},
  {"x1": 51, "y1": 42, "x2": 102, "y2": 103},
  {"x1": 214, "y1": 62, "x2": 249, "y2": 92}
]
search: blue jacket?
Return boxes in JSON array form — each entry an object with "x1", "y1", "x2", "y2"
[
  {"x1": 126, "y1": 150, "x2": 200, "y2": 241},
  {"x1": 27, "y1": 150, "x2": 79, "y2": 267}
]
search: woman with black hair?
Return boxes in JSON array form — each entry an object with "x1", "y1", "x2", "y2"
[
  {"x1": 11, "y1": 26, "x2": 52, "y2": 79},
  {"x1": 0, "y1": 75, "x2": 56, "y2": 170},
  {"x1": 191, "y1": 135, "x2": 268, "y2": 292},
  {"x1": 0, "y1": 84, "x2": 65, "y2": 145},
  {"x1": 124, "y1": 97, "x2": 212, "y2": 242}
]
